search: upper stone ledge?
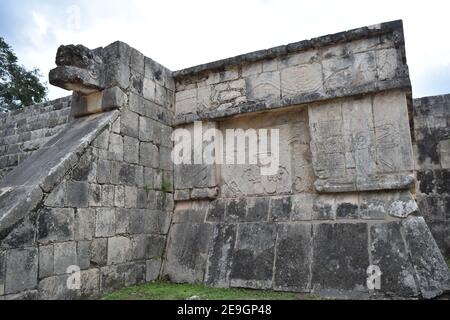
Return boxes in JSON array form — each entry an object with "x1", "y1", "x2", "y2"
[{"x1": 173, "y1": 20, "x2": 404, "y2": 78}]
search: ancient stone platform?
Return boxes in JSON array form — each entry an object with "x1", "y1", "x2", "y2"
[{"x1": 0, "y1": 19, "x2": 449, "y2": 300}]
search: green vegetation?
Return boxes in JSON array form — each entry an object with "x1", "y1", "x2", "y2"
[
  {"x1": 102, "y1": 281, "x2": 322, "y2": 300},
  {"x1": 445, "y1": 256, "x2": 450, "y2": 270},
  {"x1": 161, "y1": 181, "x2": 172, "y2": 193},
  {"x1": 0, "y1": 37, "x2": 47, "y2": 112}
]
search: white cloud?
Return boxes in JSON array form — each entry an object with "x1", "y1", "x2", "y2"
[{"x1": 7, "y1": 0, "x2": 450, "y2": 100}]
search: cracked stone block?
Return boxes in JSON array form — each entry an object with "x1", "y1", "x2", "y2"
[
  {"x1": 205, "y1": 224, "x2": 237, "y2": 288},
  {"x1": 229, "y1": 223, "x2": 276, "y2": 290},
  {"x1": 5, "y1": 248, "x2": 38, "y2": 294},
  {"x1": 401, "y1": 216, "x2": 450, "y2": 299},
  {"x1": 164, "y1": 223, "x2": 213, "y2": 283},
  {"x1": 131, "y1": 235, "x2": 165, "y2": 261},
  {"x1": 274, "y1": 224, "x2": 312, "y2": 292},
  {"x1": 246, "y1": 197, "x2": 269, "y2": 222},
  {"x1": 370, "y1": 221, "x2": 418, "y2": 297},
  {"x1": 146, "y1": 259, "x2": 162, "y2": 282}
]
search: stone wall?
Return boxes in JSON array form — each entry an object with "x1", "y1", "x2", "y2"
[
  {"x1": 0, "y1": 97, "x2": 72, "y2": 179},
  {"x1": 0, "y1": 41, "x2": 175, "y2": 299},
  {"x1": 164, "y1": 20, "x2": 450, "y2": 299},
  {"x1": 414, "y1": 94, "x2": 450, "y2": 256},
  {"x1": 0, "y1": 20, "x2": 448, "y2": 300}
]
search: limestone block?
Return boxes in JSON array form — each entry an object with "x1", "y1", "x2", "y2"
[
  {"x1": 370, "y1": 221, "x2": 418, "y2": 297},
  {"x1": 269, "y1": 196, "x2": 291, "y2": 222},
  {"x1": 335, "y1": 194, "x2": 360, "y2": 219},
  {"x1": 114, "y1": 186, "x2": 125, "y2": 208},
  {"x1": 229, "y1": 223, "x2": 276, "y2": 290},
  {"x1": 373, "y1": 90, "x2": 414, "y2": 173},
  {"x1": 163, "y1": 223, "x2": 213, "y2": 283},
  {"x1": 312, "y1": 195, "x2": 336, "y2": 220},
  {"x1": 401, "y1": 216, "x2": 450, "y2": 298},
  {"x1": 38, "y1": 274, "x2": 79, "y2": 300},
  {"x1": 97, "y1": 160, "x2": 111, "y2": 184},
  {"x1": 77, "y1": 241, "x2": 91, "y2": 270},
  {"x1": 101, "y1": 185, "x2": 115, "y2": 207},
  {"x1": 146, "y1": 259, "x2": 162, "y2": 282},
  {"x1": 110, "y1": 162, "x2": 137, "y2": 186},
  {"x1": 44, "y1": 181, "x2": 66, "y2": 207},
  {"x1": 225, "y1": 198, "x2": 247, "y2": 223},
  {"x1": 291, "y1": 194, "x2": 314, "y2": 221},
  {"x1": 90, "y1": 238, "x2": 108, "y2": 267},
  {"x1": 39, "y1": 245, "x2": 54, "y2": 279},
  {"x1": 120, "y1": 111, "x2": 139, "y2": 139},
  {"x1": 108, "y1": 133, "x2": 124, "y2": 161},
  {"x1": 245, "y1": 197, "x2": 269, "y2": 222},
  {"x1": 174, "y1": 164, "x2": 216, "y2": 189},
  {"x1": 359, "y1": 193, "x2": 387, "y2": 220},
  {"x1": 376, "y1": 48, "x2": 399, "y2": 81},
  {"x1": 124, "y1": 136, "x2": 139, "y2": 164},
  {"x1": 176, "y1": 89, "x2": 197, "y2": 116},
  {"x1": 323, "y1": 51, "x2": 377, "y2": 91},
  {"x1": 139, "y1": 142, "x2": 159, "y2": 168},
  {"x1": 281, "y1": 63, "x2": 323, "y2": 97},
  {"x1": 190, "y1": 187, "x2": 218, "y2": 200},
  {"x1": 439, "y1": 139, "x2": 450, "y2": 169},
  {"x1": 74, "y1": 208, "x2": 95, "y2": 241},
  {"x1": 38, "y1": 208, "x2": 75, "y2": 244},
  {"x1": 95, "y1": 209, "x2": 115, "y2": 237},
  {"x1": 107, "y1": 236, "x2": 131, "y2": 265},
  {"x1": 80, "y1": 269, "x2": 100, "y2": 299},
  {"x1": 54, "y1": 242, "x2": 77, "y2": 275},
  {"x1": 246, "y1": 71, "x2": 281, "y2": 101},
  {"x1": 311, "y1": 223, "x2": 369, "y2": 297},
  {"x1": 174, "y1": 189, "x2": 190, "y2": 201},
  {"x1": 5, "y1": 248, "x2": 38, "y2": 294},
  {"x1": 159, "y1": 147, "x2": 173, "y2": 171},
  {"x1": 66, "y1": 181, "x2": 89, "y2": 208},
  {"x1": 274, "y1": 224, "x2": 312, "y2": 292},
  {"x1": 131, "y1": 235, "x2": 165, "y2": 261},
  {"x1": 205, "y1": 224, "x2": 237, "y2": 288},
  {"x1": 205, "y1": 199, "x2": 226, "y2": 222},
  {"x1": 124, "y1": 186, "x2": 138, "y2": 208}
]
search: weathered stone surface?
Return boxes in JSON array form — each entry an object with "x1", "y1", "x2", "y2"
[
  {"x1": 39, "y1": 245, "x2": 54, "y2": 279},
  {"x1": 205, "y1": 224, "x2": 237, "y2": 288},
  {"x1": 95, "y1": 209, "x2": 115, "y2": 237},
  {"x1": 311, "y1": 223, "x2": 369, "y2": 298},
  {"x1": 401, "y1": 216, "x2": 450, "y2": 298},
  {"x1": 5, "y1": 248, "x2": 38, "y2": 294},
  {"x1": 164, "y1": 223, "x2": 212, "y2": 283},
  {"x1": 274, "y1": 224, "x2": 312, "y2": 292},
  {"x1": 107, "y1": 236, "x2": 131, "y2": 265},
  {"x1": 38, "y1": 208, "x2": 74, "y2": 244},
  {"x1": 229, "y1": 223, "x2": 276, "y2": 289},
  {"x1": 54, "y1": 242, "x2": 77, "y2": 275},
  {"x1": 370, "y1": 221, "x2": 418, "y2": 297}
]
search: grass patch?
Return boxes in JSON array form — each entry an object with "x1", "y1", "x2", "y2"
[
  {"x1": 102, "y1": 281, "x2": 322, "y2": 300},
  {"x1": 445, "y1": 257, "x2": 450, "y2": 270}
]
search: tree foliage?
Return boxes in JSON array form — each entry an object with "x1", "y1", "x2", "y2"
[{"x1": 0, "y1": 37, "x2": 47, "y2": 112}]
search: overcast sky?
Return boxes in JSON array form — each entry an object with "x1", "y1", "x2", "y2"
[{"x1": 1, "y1": 0, "x2": 449, "y2": 100}]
